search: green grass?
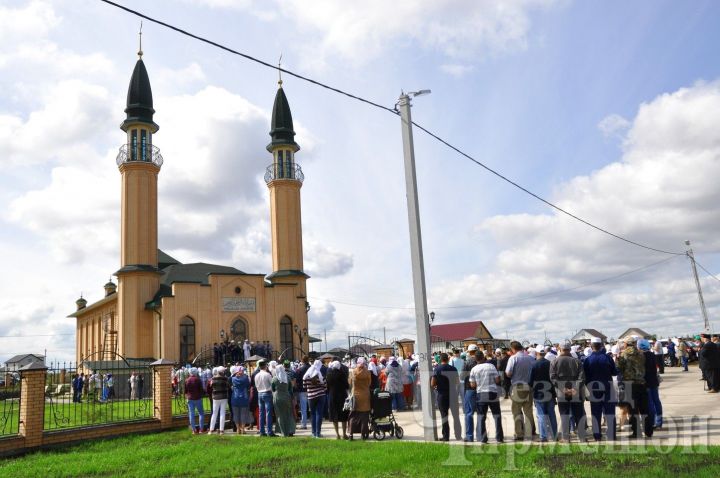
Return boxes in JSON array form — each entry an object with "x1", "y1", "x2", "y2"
[
  {"x1": 0, "y1": 396, "x2": 211, "y2": 435},
  {"x1": 0, "y1": 429, "x2": 718, "y2": 478}
]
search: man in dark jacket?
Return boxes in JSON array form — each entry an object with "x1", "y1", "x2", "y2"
[
  {"x1": 529, "y1": 349, "x2": 557, "y2": 441},
  {"x1": 617, "y1": 337, "x2": 652, "y2": 438},
  {"x1": 584, "y1": 337, "x2": 617, "y2": 441},
  {"x1": 461, "y1": 345, "x2": 479, "y2": 442},
  {"x1": 699, "y1": 334, "x2": 719, "y2": 392},
  {"x1": 551, "y1": 342, "x2": 586, "y2": 442},
  {"x1": 497, "y1": 349, "x2": 511, "y2": 399}
]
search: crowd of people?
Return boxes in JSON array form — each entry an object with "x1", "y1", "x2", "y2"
[
  {"x1": 210, "y1": 339, "x2": 272, "y2": 366},
  {"x1": 430, "y1": 333, "x2": 720, "y2": 443},
  {"x1": 178, "y1": 353, "x2": 420, "y2": 440},
  {"x1": 174, "y1": 333, "x2": 719, "y2": 442}
]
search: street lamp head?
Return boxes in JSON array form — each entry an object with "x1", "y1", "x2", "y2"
[
  {"x1": 429, "y1": 311, "x2": 435, "y2": 323},
  {"x1": 410, "y1": 89, "x2": 431, "y2": 97},
  {"x1": 219, "y1": 329, "x2": 225, "y2": 340},
  {"x1": 685, "y1": 240, "x2": 691, "y2": 246}
]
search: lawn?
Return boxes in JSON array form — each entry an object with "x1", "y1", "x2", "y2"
[
  {"x1": 0, "y1": 429, "x2": 718, "y2": 478},
  {"x1": 1, "y1": 396, "x2": 209, "y2": 435}
]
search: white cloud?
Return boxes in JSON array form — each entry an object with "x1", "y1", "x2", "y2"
[
  {"x1": 440, "y1": 64, "x2": 475, "y2": 78},
  {"x1": 308, "y1": 300, "x2": 337, "y2": 335},
  {"x1": 598, "y1": 113, "x2": 630, "y2": 138},
  {"x1": 189, "y1": 0, "x2": 559, "y2": 67},
  {"x1": 305, "y1": 241, "x2": 353, "y2": 278},
  {"x1": 428, "y1": 79, "x2": 720, "y2": 339}
]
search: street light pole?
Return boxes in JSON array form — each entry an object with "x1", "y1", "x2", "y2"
[
  {"x1": 397, "y1": 90, "x2": 436, "y2": 442},
  {"x1": 685, "y1": 240, "x2": 711, "y2": 332}
]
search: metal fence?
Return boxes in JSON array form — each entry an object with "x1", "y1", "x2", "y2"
[
  {"x1": 0, "y1": 374, "x2": 21, "y2": 437},
  {"x1": 44, "y1": 357, "x2": 154, "y2": 431}
]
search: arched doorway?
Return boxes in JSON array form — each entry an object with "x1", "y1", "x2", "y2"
[
  {"x1": 179, "y1": 316, "x2": 195, "y2": 364},
  {"x1": 230, "y1": 317, "x2": 248, "y2": 343},
  {"x1": 279, "y1": 316, "x2": 293, "y2": 360}
]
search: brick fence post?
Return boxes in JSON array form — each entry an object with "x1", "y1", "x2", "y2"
[
  {"x1": 18, "y1": 362, "x2": 48, "y2": 448},
  {"x1": 150, "y1": 359, "x2": 174, "y2": 429}
]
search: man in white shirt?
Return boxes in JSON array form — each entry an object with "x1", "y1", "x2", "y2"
[
  {"x1": 254, "y1": 360, "x2": 275, "y2": 436},
  {"x1": 469, "y1": 353, "x2": 504, "y2": 443}
]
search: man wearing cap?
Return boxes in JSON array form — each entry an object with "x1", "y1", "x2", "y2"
[
  {"x1": 699, "y1": 334, "x2": 719, "y2": 393},
  {"x1": 617, "y1": 337, "x2": 652, "y2": 438},
  {"x1": 529, "y1": 348, "x2": 557, "y2": 442},
  {"x1": 461, "y1": 345, "x2": 479, "y2": 441},
  {"x1": 505, "y1": 341, "x2": 536, "y2": 441},
  {"x1": 584, "y1": 337, "x2": 617, "y2": 441},
  {"x1": 551, "y1": 341, "x2": 587, "y2": 442}
]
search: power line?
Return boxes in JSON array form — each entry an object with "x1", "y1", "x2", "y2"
[
  {"x1": 311, "y1": 254, "x2": 680, "y2": 311},
  {"x1": 409, "y1": 120, "x2": 685, "y2": 256},
  {"x1": 99, "y1": 0, "x2": 396, "y2": 115},
  {"x1": 99, "y1": 0, "x2": 686, "y2": 257},
  {"x1": 695, "y1": 259, "x2": 720, "y2": 283}
]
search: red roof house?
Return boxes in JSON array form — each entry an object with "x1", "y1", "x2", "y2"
[{"x1": 430, "y1": 321, "x2": 493, "y2": 343}]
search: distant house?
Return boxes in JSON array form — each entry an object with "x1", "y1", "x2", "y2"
[
  {"x1": 571, "y1": 329, "x2": 608, "y2": 343},
  {"x1": 430, "y1": 321, "x2": 493, "y2": 353},
  {"x1": 4, "y1": 354, "x2": 45, "y2": 372},
  {"x1": 618, "y1": 328, "x2": 652, "y2": 340}
]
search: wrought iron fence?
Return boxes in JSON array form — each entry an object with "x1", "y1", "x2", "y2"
[
  {"x1": 264, "y1": 162, "x2": 304, "y2": 184},
  {"x1": 0, "y1": 373, "x2": 21, "y2": 437},
  {"x1": 115, "y1": 143, "x2": 163, "y2": 168},
  {"x1": 44, "y1": 356, "x2": 154, "y2": 431}
]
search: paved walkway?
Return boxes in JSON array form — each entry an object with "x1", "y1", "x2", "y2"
[{"x1": 388, "y1": 363, "x2": 720, "y2": 445}]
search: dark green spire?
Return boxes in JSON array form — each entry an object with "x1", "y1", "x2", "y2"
[
  {"x1": 121, "y1": 58, "x2": 158, "y2": 132},
  {"x1": 267, "y1": 86, "x2": 299, "y2": 152}
]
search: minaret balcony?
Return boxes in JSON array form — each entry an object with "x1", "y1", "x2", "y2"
[
  {"x1": 116, "y1": 143, "x2": 164, "y2": 168},
  {"x1": 264, "y1": 163, "x2": 304, "y2": 184}
]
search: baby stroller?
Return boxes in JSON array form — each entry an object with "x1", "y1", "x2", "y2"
[{"x1": 370, "y1": 390, "x2": 404, "y2": 440}]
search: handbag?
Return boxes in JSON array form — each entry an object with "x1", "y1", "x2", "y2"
[
  {"x1": 343, "y1": 393, "x2": 355, "y2": 412},
  {"x1": 343, "y1": 376, "x2": 356, "y2": 412}
]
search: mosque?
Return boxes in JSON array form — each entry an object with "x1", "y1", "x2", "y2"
[{"x1": 69, "y1": 46, "x2": 310, "y2": 364}]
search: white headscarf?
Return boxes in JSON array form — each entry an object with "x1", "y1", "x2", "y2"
[
  {"x1": 368, "y1": 361, "x2": 379, "y2": 376},
  {"x1": 268, "y1": 360, "x2": 278, "y2": 374},
  {"x1": 329, "y1": 360, "x2": 342, "y2": 370},
  {"x1": 303, "y1": 359, "x2": 323, "y2": 381},
  {"x1": 274, "y1": 364, "x2": 288, "y2": 384},
  {"x1": 356, "y1": 357, "x2": 366, "y2": 368}
]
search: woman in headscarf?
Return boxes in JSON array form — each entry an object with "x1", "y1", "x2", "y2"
[
  {"x1": 230, "y1": 366, "x2": 251, "y2": 435},
  {"x1": 385, "y1": 356, "x2": 405, "y2": 412},
  {"x1": 208, "y1": 366, "x2": 229, "y2": 435},
  {"x1": 326, "y1": 360, "x2": 350, "y2": 439},
  {"x1": 401, "y1": 357, "x2": 413, "y2": 410},
  {"x1": 367, "y1": 360, "x2": 380, "y2": 392},
  {"x1": 348, "y1": 357, "x2": 371, "y2": 440},
  {"x1": 272, "y1": 364, "x2": 296, "y2": 437},
  {"x1": 302, "y1": 359, "x2": 327, "y2": 438}
]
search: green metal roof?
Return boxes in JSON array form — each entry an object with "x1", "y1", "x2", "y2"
[
  {"x1": 121, "y1": 58, "x2": 159, "y2": 132},
  {"x1": 266, "y1": 87, "x2": 299, "y2": 152}
]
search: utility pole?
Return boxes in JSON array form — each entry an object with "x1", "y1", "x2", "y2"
[
  {"x1": 685, "y1": 240, "x2": 711, "y2": 332},
  {"x1": 383, "y1": 327, "x2": 386, "y2": 344},
  {"x1": 398, "y1": 90, "x2": 436, "y2": 442}
]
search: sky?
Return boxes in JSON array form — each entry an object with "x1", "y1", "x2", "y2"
[{"x1": 2, "y1": 0, "x2": 720, "y2": 364}]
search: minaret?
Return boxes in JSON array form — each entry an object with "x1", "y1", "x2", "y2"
[
  {"x1": 114, "y1": 38, "x2": 162, "y2": 359},
  {"x1": 265, "y1": 76, "x2": 307, "y2": 282}
]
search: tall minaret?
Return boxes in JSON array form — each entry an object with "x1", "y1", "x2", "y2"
[
  {"x1": 265, "y1": 78, "x2": 306, "y2": 283},
  {"x1": 114, "y1": 41, "x2": 162, "y2": 359}
]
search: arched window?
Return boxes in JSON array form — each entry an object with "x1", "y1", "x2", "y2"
[
  {"x1": 230, "y1": 317, "x2": 248, "y2": 343},
  {"x1": 179, "y1": 316, "x2": 195, "y2": 364},
  {"x1": 279, "y1": 316, "x2": 293, "y2": 360}
]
